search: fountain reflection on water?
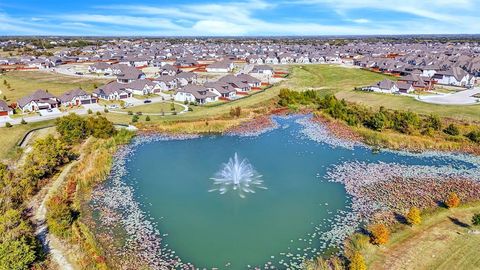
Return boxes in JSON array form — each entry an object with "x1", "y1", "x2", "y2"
[{"x1": 209, "y1": 153, "x2": 266, "y2": 198}]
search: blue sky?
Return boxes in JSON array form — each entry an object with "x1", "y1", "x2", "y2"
[{"x1": 0, "y1": 0, "x2": 479, "y2": 36}]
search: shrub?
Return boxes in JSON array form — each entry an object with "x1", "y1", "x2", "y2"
[
  {"x1": 472, "y1": 213, "x2": 480, "y2": 226},
  {"x1": 445, "y1": 192, "x2": 460, "y2": 208},
  {"x1": 20, "y1": 118, "x2": 27, "y2": 125},
  {"x1": 128, "y1": 111, "x2": 133, "y2": 115},
  {"x1": 96, "y1": 111, "x2": 101, "y2": 116},
  {"x1": 86, "y1": 116, "x2": 117, "y2": 139},
  {"x1": 145, "y1": 115, "x2": 151, "y2": 121},
  {"x1": 132, "y1": 115, "x2": 139, "y2": 123},
  {"x1": 369, "y1": 223, "x2": 390, "y2": 245},
  {"x1": 87, "y1": 109, "x2": 93, "y2": 114},
  {"x1": 406, "y1": 206, "x2": 422, "y2": 225},
  {"x1": 425, "y1": 114, "x2": 442, "y2": 131},
  {"x1": 188, "y1": 107, "x2": 193, "y2": 112},
  {"x1": 103, "y1": 108, "x2": 109, "y2": 113},
  {"x1": 170, "y1": 103, "x2": 176, "y2": 111},
  {"x1": 466, "y1": 130, "x2": 480, "y2": 143},
  {"x1": 348, "y1": 251, "x2": 367, "y2": 270},
  {"x1": 46, "y1": 195, "x2": 75, "y2": 238},
  {"x1": 4, "y1": 122, "x2": 12, "y2": 128},
  {"x1": 443, "y1": 123, "x2": 460, "y2": 136}
]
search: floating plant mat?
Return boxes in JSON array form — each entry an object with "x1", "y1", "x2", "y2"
[{"x1": 91, "y1": 115, "x2": 480, "y2": 270}]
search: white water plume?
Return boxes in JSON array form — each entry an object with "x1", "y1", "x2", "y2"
[{"x1": 209, "y1": 153, "x2": 266, "y2": 198}]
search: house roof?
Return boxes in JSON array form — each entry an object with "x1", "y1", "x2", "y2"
[
  {"x1": 17, "y1": 89, "x2": 57, "y2": 108},
  {"x1": 59, "y1": 88, "x2": 90, "y2": 103},
  {"x1": 0, "y1": 100, "x2": 12, "y2": 112}
]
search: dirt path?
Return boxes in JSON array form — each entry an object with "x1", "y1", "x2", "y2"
[{"x1": 29, "y1": 159, "x2": 80, "y2": 270}]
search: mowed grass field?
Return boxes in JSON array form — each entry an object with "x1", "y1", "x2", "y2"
[
  {"x1": 0, "y1": 70, "x2": 110, "y2": 102},
  {"x1": 365, "y1": 203, "x2": 480, "y2": 270},
  {"x1": 113, "y1": 102, "x2": 185, "y2": 114}
]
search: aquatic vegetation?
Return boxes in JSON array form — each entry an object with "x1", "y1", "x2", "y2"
[{"x1": 209, "y1": 152, "x2": 266, "y2": 198}]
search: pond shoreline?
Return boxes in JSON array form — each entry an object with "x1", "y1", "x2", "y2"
[{"x1": 82, "y1": 114, "x2": 480, "y2": 270}]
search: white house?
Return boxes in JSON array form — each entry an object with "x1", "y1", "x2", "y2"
[
  {"x1": 93, "y1": 82, "x2": 132, "y2": 100},
  {"x1": 174, "y1": 84, "x2": 219, "y2": 104},
  {"x1": 0, "y1": 100, "x2": 13, "y2": 116},
  {"x1": 59, "y1": 88, "x2": 97, "y2": 106},
  {"x1": 17, "y1": 89, "x2": 60, "y2": 112},
  {"x1": 250, "y1": 65, "x2": 274, "y2": 75},
  {"x1": 433, "y1": 67, "x2": 475, "y2": 87},
  {"x1": 125, "y1": 79, "x2": 162, "y2": 95},
  {"x1": 205, "y1": 60, "x2": 235, "y2": 73}
]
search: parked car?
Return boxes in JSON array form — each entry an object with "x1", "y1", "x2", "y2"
[
  {"x1": 75, "y1": 72, "x2": 83, "y2": 75},
  {"x1": 144, "y1": 100, "x2": 152, "y2": 104},
  {"x1": 108, "y1": 104, "x2": 119, "y2": 109}
]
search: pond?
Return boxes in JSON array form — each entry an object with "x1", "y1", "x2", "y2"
[{"x1": 93, "y1": 115, "x2": 479, "y2": 269}]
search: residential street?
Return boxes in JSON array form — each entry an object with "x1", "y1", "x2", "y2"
[{"x1": 416, "y1": 87, "x2": 480, "y2": 105}]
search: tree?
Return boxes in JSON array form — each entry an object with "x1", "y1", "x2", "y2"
[
  {"x1": 46, "y1": 195, "x2": 74, "y2": 238},
  {"x1": 472, "y1": 213, "x2": 480, "y2": 226},
  {"x1": 87, "y1": 109, "x2": 93, "y2": 114},
  {"x1": 20, "y1": 118, "x2": 27, "y2": 125},
  {"x1": 132, "y1": 115, "x2": 139, "y2": 123},
  {"x1": 426, "y1": 114, "x2": 442, "y2": 131},
  {"x1": 348, "y1": 251, "x2": 367, "y2": 270},
  {"x1": 56, "y1": 114, "x2": 88, "y2": 143},
  {"x1": 0, "y1": 238, "x2": 37, "y2": 270},
  {"x1": 406, "y1": 206, "x2": 422, "y2": 225},
  {"x1": 466, "y1": 130, "x2": 480, "y2": 143},
  {"x1": 369, "y1": 223, "x2": 390, "y2": 245},
  {"x1": 86, "y1": 116, "x2": 117, "y2": 139},
  {"x1": 443, "y1": 123, "x2": 460, "y2": 136},
  {"x1": 145, "y1": 115, "x2": 151, "y2": 121},
  {"x1": 4, "y1": 122, "x2": 12, "y2": 128},
  {"x1": 445, "y1": 192, "x2": 460, "y2": 208}
]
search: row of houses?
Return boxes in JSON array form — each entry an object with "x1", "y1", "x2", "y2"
[{"x1": 15, "y1": 88, "x2": 97, "y2": 112}]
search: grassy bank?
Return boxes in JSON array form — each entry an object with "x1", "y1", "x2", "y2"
[{"x1": 364, "y1": 202, "x2": 480, "y2": 270}]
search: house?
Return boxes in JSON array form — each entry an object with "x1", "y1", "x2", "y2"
[
  {"x1": 154, "y1": 75, "x2": 177, "y2": 90},
  {"x1": 0, "y1": 100, "x2": 13, "y2": 116},
  {"x1": 433, "y1": 67, "x2": 475, "y2": 87},
  {"x1": 175, "y1": 72, "x2": 197, "y2": 86},
  {"x1": 59, "y1": 88, "x2": 97, "y2": 106},
  {"x1": 116, "y1": 67, "x2": 146, "y2": 83},
  {"x1": 93, "y1": 82, "x2": 132, "y2": 100},
  {"x1": 17, "y1": 89, "x2": 60, "y2": 112},
  {"x1": 158, "y1": 64, "x2": 179, "y2": 76},
  {"x1": 206, "y1": 60, "x2": 235, "y2": 73},
  {"x1": 399, "y1": 74, "x2": 435, "y2": 90},
  {"x1": 363, "y1": 79, "x2": 399, "y2": 93},
  {"x1": 363, "y1": 79, "x2": 414, "y2": 94},
  {"x1": 247, "y1": 55, "x2": 264, "y2": 65},
  {"x1": 250, "y1": 65, "x2": 274, "y2": 75},
  {"x1": 174, "y1": 84, "x2": 219, "y2": 104},
  {"x1": 88, "y1": 62, "x2": 113, "y2": 74},
  {"x1": 219, "y1": 75, "x2": 251, "y2": 92},
  {"x1": 204, "y1": 81, "x2": 237, "y2": 99},
  {"x1": 174, "y1": 58, "x2": 198, "y2": 67},
  {"x1": 236, "y1": 74, "x2": 261, "y2": 88},
  {"x1": 125, "y1": 79, "x2": 162, "y2": 95}
]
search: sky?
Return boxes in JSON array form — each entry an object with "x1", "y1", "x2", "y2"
[{"x1": 0, "y1": 0, "x2": 479, "y2": 36}]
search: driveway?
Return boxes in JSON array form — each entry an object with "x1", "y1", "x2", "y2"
[
  {"x1": 38, "y1": 108, "x2": 62, "y2": 116},
  {"x1": 416, "y1": 87, "x2": 480, "y2": 105}
]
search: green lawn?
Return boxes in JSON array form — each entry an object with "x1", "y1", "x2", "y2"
[
  {"x1": 0, "y1": 70, "x2": 110, "y2": 102},
  {"x1": 364, "y1": 203, "x2": 480, "y2": 270},
  {"x1": 114, "y1": 102, "x2": 184, "y2": 114}
]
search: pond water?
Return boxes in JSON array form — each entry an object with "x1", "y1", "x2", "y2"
[{"x1": 99, "y1": 115, "x2": 475, "y2": 269}]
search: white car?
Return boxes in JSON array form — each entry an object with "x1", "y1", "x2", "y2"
[{"x1": 107, "y1": 104, "x2": 119, "y2": 109}]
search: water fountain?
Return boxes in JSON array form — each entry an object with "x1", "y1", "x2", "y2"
[{"x1": 209, "y1": 153, "x2": 266, "y2": 198}]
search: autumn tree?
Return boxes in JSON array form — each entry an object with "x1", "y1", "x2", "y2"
[
  {"x1": 348, "y1": 251, "x2": 367, "y2": 270},
  {"x1": 369, "y1": 223, "x2": 390, "y2": 245},
  {"x1": 406, "y1": 206, "x2": 422, "y2": 225},
  {"x1": 445, "y1": 192, "x2": 460, "y2": 208},
  {"x1": 56, "y1": 113, "x2": 89, "y2": 143}
]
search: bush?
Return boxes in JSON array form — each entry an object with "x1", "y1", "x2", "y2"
[
  {"x1": 4, "y1": 122, "x2": 12, "y2": 128},
  {"x1": 46, "y1": 195, "x2": 75, "y2": 238},
  {"x1": 472, "y1": 213, "x2": 480, "y2": 226},
  {"x1": 348, "y1": 251, "x2": 366, "y2": 270},
  {"x1": 145, "y1": 115, "x2": 151, "y2": 121},
  {"x1": 466, "y1": 130, "x2": 480, "y2": 143},
  {"x1": 369, "y1": 223, "x2": 390, "y2": 245},
  {"x1": 443, "y1": 123, "x2": 460, "y2": 136},
  {"x1": 96, "y1": 111, "x2": 101, "y2": 116},
  {"x1": 103, "y1": 108, "x2": 109, "y2": 113},
  {"x1": 20, "y1": 118, "x2": 27, "y2": 125},
  {"x1": 87, "y1": 109, "x2": 93, "y2": 114},
  {"x1": 188, "y1": 107, "x2": 193, "y2": 112},
  {"x1": 445, "y1": 192, "x2": 460, "y2": 208},
  {"x1": 128, "y1": 111, "x2": 133, "y2": 115},
  {"x1": 406, "y1": 206, "x2": 422, "y2": 225},
  {"x1": 132, "y1": 115, "x2": 139, "y2": 123}
]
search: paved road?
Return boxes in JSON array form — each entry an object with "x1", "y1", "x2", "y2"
[
  {"x1": 416, "y1": 87, "x2": 480, "y2": 105},
  {"x1": 0, "y1": 95, "x2": 189, "y2": 127}
]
